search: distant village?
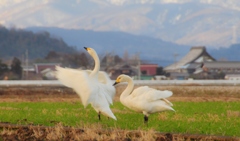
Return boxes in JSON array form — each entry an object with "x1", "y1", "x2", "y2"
[{"x1": 1, "y1": 46, "x2": 240, "y2": 80}]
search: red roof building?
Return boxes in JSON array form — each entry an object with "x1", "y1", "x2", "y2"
[
  {"x1": 34, "y1": 63, "x2": 60, "y2": 74},
  {"x1": 140, "y1": 64, "x2": 158, "y2": 76}
]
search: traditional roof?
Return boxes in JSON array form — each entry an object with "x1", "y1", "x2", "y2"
[
  {"x1": 203, "y1": 61, "x2": 240, "y2": 69},
  {"x1": 164, "y1": 46, "x2": 215, "y2": 71}
]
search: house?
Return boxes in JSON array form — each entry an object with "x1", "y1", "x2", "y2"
[
  {"x1": 225, "y1": 74, "x2": 240, "y2": 80},
  {"x1": 21, "y1": 63, "x2": 60, "y2": 80},
  {"x1": 164, "y1": 46, "x2": 215, "y2": 79},
  {"x1": 164, "y1": 46, "x2": 215, "y2": 72},
  {"x1": 34, "y1": 63, "x2": 60, "y2": 74},
  {"x1": 106, "y1": 64, "x2": 138, "y2": 79},
  {"x1": 34, "y1": 63, "x2": 60, "y2": 80},
  {"x1": 140, "y1": 64, "x2": 158, "y2": 76},
  {"x1": 198, "y1": 61, "x2": 240, "y2": 79},
  {"x1": 164, "y1": 46, "x2": 240, "y2": 79},
  {"x1": 22, "y1": 65, "x2": 37, "y2": 80}
]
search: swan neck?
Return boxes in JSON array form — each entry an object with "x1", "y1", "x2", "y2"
[
  {"x1": 120, "y1": 78, "x2": 134, "y2": 100},
  {"x1": 90, "y1": 52, "x2": 100, "y2": 77}
]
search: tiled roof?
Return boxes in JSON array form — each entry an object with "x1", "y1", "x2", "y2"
[
  {"x1": 164, "y1": 46, "x2": 214, "y2": 71},
  {"x1": 204, "y1": 61, "x2": 240, "y2": 68}
]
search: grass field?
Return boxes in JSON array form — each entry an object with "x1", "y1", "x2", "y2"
[
  {"x1": 0, "y1": 85, "x2": 240, "y2": 140},
  {"x1": 0, "y1": 101, "x2": 239, "y2": 137}
]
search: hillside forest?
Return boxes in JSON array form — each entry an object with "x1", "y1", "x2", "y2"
[{"x1": 0, "y1": 25, "x2": 132, "y2": 79}]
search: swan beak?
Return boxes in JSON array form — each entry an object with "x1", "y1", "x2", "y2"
[
  {"x1": 113, "y1": 82, "x2": 119, "y2": 86},
  {"x1": 84, "y1": 47, "x2": 89, "y2": 51}
]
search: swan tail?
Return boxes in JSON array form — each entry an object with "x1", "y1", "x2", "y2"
[
  {"x1": 162, "y1": 98, "x2": 173, "y2": 106},
  {"x1": 101, "y1": 109, "x2": 117, "y2": 120}
]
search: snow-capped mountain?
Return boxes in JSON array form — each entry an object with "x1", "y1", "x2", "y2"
[{"x1": 0, "y1": 0, "x2": 240, "y2": 48}]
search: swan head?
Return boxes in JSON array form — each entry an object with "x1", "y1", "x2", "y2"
[
  {"x1": 113, "y1": 74, "x2": 131, "y2": 86},
  {"x1": 84, "y1": 47, "x2": 97, "y2": 57}
]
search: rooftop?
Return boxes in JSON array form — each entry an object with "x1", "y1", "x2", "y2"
[{"x1": 164, "y1": 46, "x2": 215, "y2": 71}]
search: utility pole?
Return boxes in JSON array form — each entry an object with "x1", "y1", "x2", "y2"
[
  {"x1": 25, "y1": 49, "x2": 28, "y2": 80},
  {"x1": 21, "y1": 54, "x2": 24, "y2": 80},
  {"x1": 174, "y1": 53, "x2": 179, "y2": 70},
  {"x1": 137, "y1": 52, "x2": 141, "y2": 80},
  {"x1": 232, "y1": 25, "x2": 237, "y2": 44}
]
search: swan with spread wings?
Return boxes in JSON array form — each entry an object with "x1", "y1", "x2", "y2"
[{"x1": 56, "y1": 47, "x2": 116, "y2": 120}]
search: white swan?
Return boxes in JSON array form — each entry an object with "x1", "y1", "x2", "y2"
[
  {"x1": 113, "y1": 74, "x2": 174, "y2": 123},
  {"x1": 55, "y1": 47, "x2": 116, "y2": 120}
]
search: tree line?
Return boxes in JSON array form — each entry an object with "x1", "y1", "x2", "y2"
[
  {"x1": 0, "y1": 25, "x2": 76, "y2": 59},
  {"x1": 0, "y1": 25, "x2": 167, "y2": 80}
]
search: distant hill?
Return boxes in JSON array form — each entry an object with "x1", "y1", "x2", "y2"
[
  {"x1": 1, "y1": 0, "x2": 240, "y2": 48},
  {"x1": 0, "y1": 26, "x2": 76, "y2": 60},
  {"x1": 26, "y1": 26, "x2": 190, "y2": 66},
  {"x1": 209, "y1": 44, "x2": 240, "y2": 61}
]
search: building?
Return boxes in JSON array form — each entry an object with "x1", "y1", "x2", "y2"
[
  {"x1": 164, "y1": 46, "x2": 215, "y2": 79},
  {"x1": 164, "y1": 46, "x2": 240, "y2": 80},
  {"x1": 200, "y1": 61, "x2": 240, "y2": 79},
  {"x1": 106, "y1": 64, "x2": 138, "y2": 79},
  {"x1": 34, "y1": 63, "x2": 59, "y2": 74},
  {"x1": 21, "y1": 63, "x2": 60, "y2": 80},
  {"x1": 140, "y1": 64, "x2": 158, "y2": 76}
]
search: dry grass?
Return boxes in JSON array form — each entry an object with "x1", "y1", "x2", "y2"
[
  {"x1": 1, "y1": 123, "x2": 238, "y2": 141},
  {"x1": 0, "y1": 85, "x2": 240, "y2": 103},
  {"x1": 0, "y1": 123, "x2": 169, "y2": 141}
]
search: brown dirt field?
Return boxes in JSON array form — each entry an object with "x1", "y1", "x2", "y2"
[
  {"x1": 0, "y1": 85, "x2": 239, "y2": 102},
  {"x1": 0, "y1": 123, "x2": 239, "y2": 141}
]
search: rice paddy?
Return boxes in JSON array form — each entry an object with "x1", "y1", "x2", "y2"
[
  {"x1": 0, "y1": 85, "x2": 239, "y2": 140},
  {"x1": 0, "y1": 101, "x2": 239, "y2": 137}
]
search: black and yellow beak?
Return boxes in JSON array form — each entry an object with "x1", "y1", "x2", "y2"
[
  {"x1": 84, "y1": 47, "x2": 89, "y2": 51},
  {"x1": 113, "y1": 82, "x2": 119, "y2": 86}
]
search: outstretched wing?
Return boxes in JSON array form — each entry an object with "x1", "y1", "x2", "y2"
[
  {"x1": 98, "y1": 71, "x2": 116, "y2": 103},
  {"x1": 77, "y1": 69, "x2": 116, "y2": 104},
  {"x1": 55, "y1": 66, "x2": 93, "y2": 107},
  {"x1": 86, "y1": 70, "x2": 112, "y2": 84}
]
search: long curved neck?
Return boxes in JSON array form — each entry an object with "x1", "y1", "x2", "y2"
[
  {"x1": 120, "y1": 78, "x2": 134, "y2": 102},
  {"x1": 90, "y1": 52, "x2": 100, "y2": 77}
]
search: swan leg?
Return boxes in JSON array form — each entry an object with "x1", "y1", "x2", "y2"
[
  {"x1": 98, "y1": 112, "x2": 101, "y2": 120},
  {"x1": 144, "y1": 115, "x2": 148, "y2": 123}
]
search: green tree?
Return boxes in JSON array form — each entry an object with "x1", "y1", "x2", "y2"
[
  {"x1": 11, "y1": 57, "x2": 22, "y2": 79},
  {"x1": 0, "y1": 59, "x2": 9, "y2": 78}
]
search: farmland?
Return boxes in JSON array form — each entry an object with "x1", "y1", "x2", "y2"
[{"x1": 0, "y1": 85, "x2": 239, "y2": 140}]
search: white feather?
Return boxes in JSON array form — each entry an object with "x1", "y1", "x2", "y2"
[
  {"x1": 55, "y1": 47, "x2": 116, "y2": 120},
  {"x1": 114, "y1": 74, "x2": 174, "y2": 121}
]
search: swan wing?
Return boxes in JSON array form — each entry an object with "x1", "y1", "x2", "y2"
[
  {"x1": 145, "y1": 89, "x2": 173, "y2": 102},
  {"x1": 78, "y1": 70, "x2": 111, "y2": 84},
  {"x1": 90, "y1": 84, "x2": 117, "y2": 120},
  {"x1": 162, "y1": 98, "x2": 173, "y2": 106},
  {"x1": 99, "y1": 71, "x2": 116, "y2": 103},
  {"x1": 130, "y1": 86, "x2": 150, "y2": 97},
  {"x1": 55, "y1": 66, "x2": 93, "y2": 107},
  {"x1": 98, "y1": 71, "x2": 107, "y2": 84},
  {"x1": 99, "y1": 82, "x2": 116, "y2": 105},
  {"x1": 72, "y1": 69, "x2": 116, "y2": 104},
  {"x1": 131, "y1": 86, "x2": 173, "y2": 101}
]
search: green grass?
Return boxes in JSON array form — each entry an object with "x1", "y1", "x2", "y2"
[{"x1": 0, "y1": 101, "x2": 239, "y2": 137}]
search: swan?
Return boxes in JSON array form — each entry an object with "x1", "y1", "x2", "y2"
[
  {"x1": 113, "y1": 74, "x2": 174, "y2": 123},
  {"x1": 55, "y1": 47, "x2": 116, "y2": 120}
]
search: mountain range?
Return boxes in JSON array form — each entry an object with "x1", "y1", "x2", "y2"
[
  {"x1": 26, "y1": 26, "x2": 190, "y2": 67},
  {"x1": 0, "y1": 0, "x2": 240, "y2": 48},
  {"x1": 26, "y1": 26, "x2": 240, "y2": 66}
]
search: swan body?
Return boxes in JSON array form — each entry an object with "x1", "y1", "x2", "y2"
[
  {"x1": 113, "y1": 74, "x2": 174, "y2": 123},
  {"x1": 56, "y1": 47, "x2": 116, "y2": 120}
]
